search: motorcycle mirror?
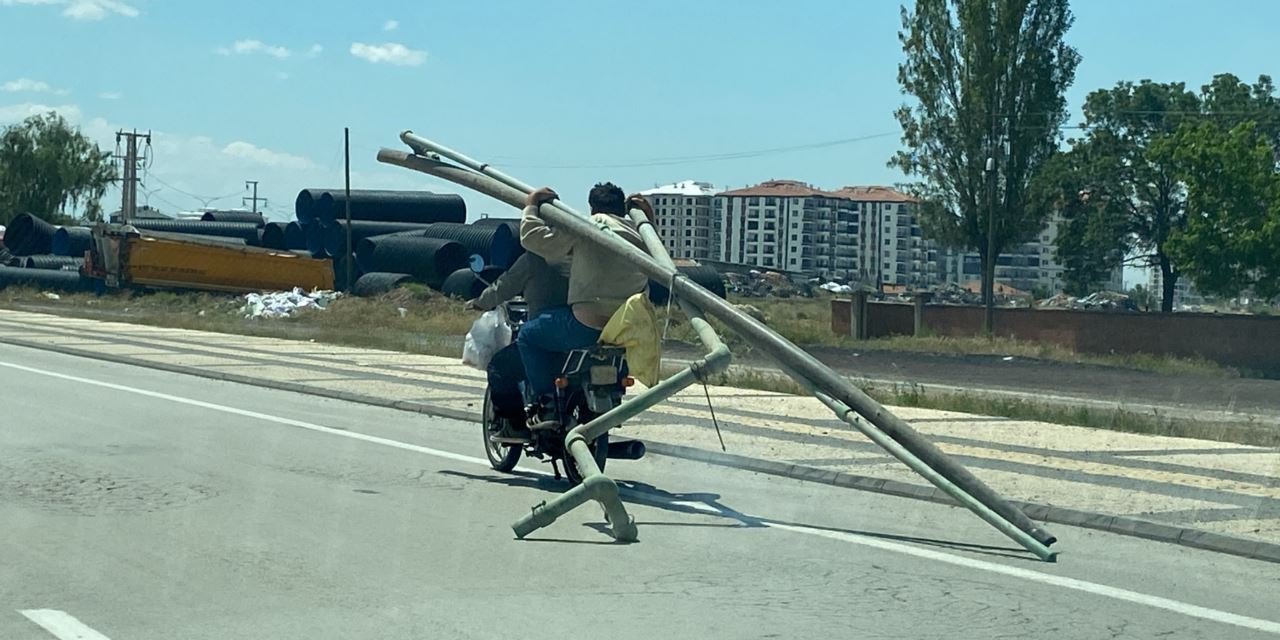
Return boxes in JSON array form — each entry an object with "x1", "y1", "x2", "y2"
[{"x1": 469, "y1": 254, "x2": 486, "y2": 273}]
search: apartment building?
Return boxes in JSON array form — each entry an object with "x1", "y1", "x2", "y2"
[
  {"x1": 639, "y1": 180, "x2": 717, "y2": 260},
  {"x1": 832, "y1": 186, "x2": 942, "y2": 288},
  {"x1": 712, "y1": 180, "x2": 862, "y2": 279},
  {"x1": 941, "y1": 212, "x2": 1123, "y2": 295}
]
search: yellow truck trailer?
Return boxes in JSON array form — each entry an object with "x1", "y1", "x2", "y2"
[{"x1": 87, "y1": 225, "x2": 334, "y2": 293}]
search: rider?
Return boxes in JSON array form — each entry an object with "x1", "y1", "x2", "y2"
[
  {"x1": 465, "y1": 252, "x2": 569, "y2": 431},
  {"x1": 517, "y1": 183, "x2": 652, "y2": 419}
]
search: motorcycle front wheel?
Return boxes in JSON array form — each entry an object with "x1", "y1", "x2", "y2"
[{"x1": 482, "y1": 388, "x2": 522, "y2": 472}]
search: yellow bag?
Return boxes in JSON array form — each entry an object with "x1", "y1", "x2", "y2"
[{"x1": 599, "y1": 292, "x2": 661, "y2": 386}]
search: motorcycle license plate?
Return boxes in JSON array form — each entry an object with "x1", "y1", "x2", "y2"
[{"x1": 590, "y1": 365, "x2": 617, "y2": 386}]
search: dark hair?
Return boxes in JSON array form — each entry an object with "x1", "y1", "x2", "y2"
[{"x1": 588, "y1": 182, "x2": 626, "y2": 216}]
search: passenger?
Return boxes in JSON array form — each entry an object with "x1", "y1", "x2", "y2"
[
  {"x1": 465, "y1": 252, "x2": 569, "y2": 430},
  {"x1": 516, "y1": 183, "x2": 652, "y2": 416}
]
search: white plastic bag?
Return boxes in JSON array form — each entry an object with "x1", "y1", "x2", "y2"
[{"x1": 462, "y1": 307, "x2": 511, "y2": 370}]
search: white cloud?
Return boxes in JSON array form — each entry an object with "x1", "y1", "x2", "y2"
[
  {"x1": 63, "y1": 0, "x2": 136, "y2": 20},
  {"x1": 349, "y1": 42, "x2": 426, "y2": 67},
  {"x1": 3, "y1": 78, "x2": 50, "y2": 93},
  {"x1": 274, "y1": 71, "x2": 290, "y2": 81},
  {"x1": 222, "y1": 141, "x2": 315, "y2": 170},
  {"x1": 382, "y1": 19, "x2": 398, "y2": 31},
  {"x1": 0, "y1": 101, "x2": 82, "y2": 124},
  {"x1": 1, "y1": 0, "x2": 138, "y2": 20},
  {"x1": 217, "y1": 39, "x2": 292, "y2": 59},
  {"x1": 306, "y1": 44, "x2": 322, "y2": 57},
  {"x1": 98, "y1": 91, "x2": 121, "y2": 100}
]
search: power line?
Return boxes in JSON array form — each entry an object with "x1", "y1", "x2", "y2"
[
  {"x1": 487, "y1": 131, "x2": 901, "y2": 170},
  {"x1": 145, "y1": 173, "x2": 244, "y2": 207}
]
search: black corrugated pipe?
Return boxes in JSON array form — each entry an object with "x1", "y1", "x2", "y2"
[
  {"x1": 201, "y1": 211, "x2": 266, "y2": 225},
  {"x1": 295, "y1": 189, "x2": 324, "y2": 225},
  {"x1": 314, "y1": 189, "x2": 466, "y2": 224},
  {"x1": 284, "y1": 221, "x2": 307, "y2": 250},
  {"x1": 52, "y1": 226, "x2": 93, "y2": 257},
  {"x1": 351, "y1": 272, "x2": 413, "y2": 297},
  {"x1": 260, "y1": 222, "x2": 288, "y2": 250},
  {"x1": 305, "y1": 223, "x2": 328, "y2": 257},
  {"x1": 246, "y1": 228, "x2": 265, "y2": 247},
  {"x1": 128, "y1": 219, "x2": 261, "y2": 241},
  {"x1": 322, "y1": 220, "x2": 432, "y2": 258},
  {"x1": 355, "y1": 235, "x2": 466, "y2": 289},
  {"x1": 331, "y1": 252, "x2": 362, "y2": 291},
  {"x1": 420, "y1": 222, "x2": 520, "y2": 269},
  {"x1": 649, "y1": 265, "x2": 727, "y2": 305},
  {"x1": 472, "y1": 217, "x2": 520, "y2": 228},
  {"x1": 0, "y1": 264, "x2": 92, "y2": 291},
  {"x1": 23, "y1": 255, "x2": 84, "y2": 270},
  {"x1": 6, "y1": 213, "x2": 57, "y2": 256},
  {"x1": 440, "y1": 266, "x2": 506, "y2": 299}
]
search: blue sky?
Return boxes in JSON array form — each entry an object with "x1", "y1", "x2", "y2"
[{"x1": 2, "y1": 0, "x2": 1278, "y2": 238}]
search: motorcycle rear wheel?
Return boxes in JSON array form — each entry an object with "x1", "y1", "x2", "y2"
[{"x1": 482, "y1": 388, "x2": 522, "y2": 472}]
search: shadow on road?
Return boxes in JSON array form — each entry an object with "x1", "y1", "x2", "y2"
[{"x1": 439, "y1": 469, "x2": 1038, "y2": 562}]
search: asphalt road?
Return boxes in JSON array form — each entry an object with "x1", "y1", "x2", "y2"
[{"x1": 1, "y1": 343, "x2": 1278, "y2": 640}]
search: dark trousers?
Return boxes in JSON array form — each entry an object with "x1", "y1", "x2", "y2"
[
  {"x1": 486, "y1": 343, "x2": 526, "y2": 423},
  {"x1": 516, "y1": 305, "x2": 602, "y2": 398}
]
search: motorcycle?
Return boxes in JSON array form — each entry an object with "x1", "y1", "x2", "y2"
[{"x1": 481, "y1": 300, "x2": 645, "y2": 485}]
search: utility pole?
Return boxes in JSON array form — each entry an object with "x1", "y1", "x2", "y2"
[
  {"x1": 984, "y1": 106, "x2": 999, "y2": 336},
  {"x1": 344, "y1": 127, "x2": 353, "y2": 292},
  {"x1": 115, "y1": 129, "x2": 150, "y2": 223},
  {"x1": 243, "y1": 180, "x2": 267, "y2": 213}
]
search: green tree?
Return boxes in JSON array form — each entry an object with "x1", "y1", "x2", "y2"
[
  {"x1": 1042, "y1": 74, "x2": 1280, "y2": 311},
  {"x1": 0, "y1": 112, "x2": 115, "y2": 226},
  {"x1": 891, "y1": 0, "x2": 1080, "y2": 332},
  {"x1": 1162, "y1": 121, "x2": 1280, "y2": 300},
  {"x1": 1030, "y1": 143, "x2": 1128, "y2": 295}
]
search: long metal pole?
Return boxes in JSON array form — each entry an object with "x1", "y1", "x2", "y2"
[
  {"x1": 344, "y1": 127, "x2": 353, "y2": 291},
  {"x1": 378, "y1": 145, "x2": 1057, "y2": 550}
]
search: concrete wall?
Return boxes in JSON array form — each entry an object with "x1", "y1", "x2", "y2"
[{"x1": 830, "y1": 299, "x2": 1280, "y2": 374}]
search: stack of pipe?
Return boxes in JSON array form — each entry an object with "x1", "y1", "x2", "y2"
[{"x1": 355, "y1": 235, "x2": 466, "y2": 289}]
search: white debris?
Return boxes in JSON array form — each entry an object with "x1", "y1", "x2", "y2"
[
  {"x1": 241, "y1": 288, "x2": 342, "y2": 319},
  {"x1": 818, "y1": 282, "x2": 853, "y2": 294},
  {"x1": 42, "y1": 292, "x2": 61, "y2": 300}
]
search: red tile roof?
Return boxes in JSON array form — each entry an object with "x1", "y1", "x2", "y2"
[
  {"x1": 717, "y1": 180, "x2": 838, "y2": 198},
  {"x1": 833, "y1": 185, "x2": 919, "y2": 203}
]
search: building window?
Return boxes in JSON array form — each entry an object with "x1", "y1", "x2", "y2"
[
  {"x1": 747, "y1": 220, "x2": 759, "y2": 230},
  {"x1": 685, "y1": 230, "x2": 692, "y2": 237},
  {"x1": 765, "y1": 197, "x2": 777, "y2": 206},
  {"x1": 791, "y1": 234, "x2": 798, "y2": 241},
  {"x1": 885, "y1": 215, "x2": 892, "y2": 222},
  {"x1": 884, "y1": 239, "x2": 891, "y2": 246},
  {"x1": 686, "y1": 198, "x2": 693, "y2": 205},
  {"x1": 748, "y1": 197, "x2": 759, "y2": 206}
]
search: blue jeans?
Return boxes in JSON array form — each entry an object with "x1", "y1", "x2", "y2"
[{"x1": 517, "y1": 305, "x2": 602, "y2": 398}]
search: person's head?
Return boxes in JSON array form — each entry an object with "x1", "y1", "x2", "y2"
[{"x1": 588, "y1": 182, "x2": 626, "y2": 216}]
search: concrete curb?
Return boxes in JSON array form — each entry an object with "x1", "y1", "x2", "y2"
[{"x1": 3, "y1": 334, "x2": 1276, "y2": 565}]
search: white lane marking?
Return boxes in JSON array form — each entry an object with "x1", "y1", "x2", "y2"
[
  {"x1": 20, "y1": 609, "x2": 112, "y2": 640},
  {"x1": 5, "y1": 359, "x2": 1280, "y2": 636},
  {"x1": 0, "y1": 360, "x2": 484, "y2": 468}
]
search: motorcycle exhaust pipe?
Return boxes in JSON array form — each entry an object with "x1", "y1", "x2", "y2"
[{"x1": 607, "y1": 439, "x2": 646, "y2": 460}]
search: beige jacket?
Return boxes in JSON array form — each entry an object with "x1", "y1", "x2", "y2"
[
  {"x1": 473, "y1": 252, "x2": 568, "y2": 317},
  {"x1": 520, "y1": 205, "x2": 648, "y2": 328}
]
